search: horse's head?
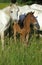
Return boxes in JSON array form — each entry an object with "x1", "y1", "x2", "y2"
[
  {"x1": 10, "y1": 4, "x2": 19, "y2": 23},
  {"x1": 29, "y1": 12, "x2": 40, "y2": 30}
]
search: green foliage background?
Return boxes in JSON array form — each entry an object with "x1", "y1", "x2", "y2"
[
  {"x1": 0, "y1": 0, "x2": 42, "y2": 5},
  {"x1": 0, "y1": 0, "x2": 36, "y2": 5},
  {"x1": 0, "y1": 0, "x2": 10, "y2": 3}
]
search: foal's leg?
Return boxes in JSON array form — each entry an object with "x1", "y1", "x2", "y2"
[
  {"x1": 1, "y1": 31, "x2": 4, "y2": 50},
  {"x1": 14, "y1": 30, "x2": 16, "y2": 43},
  {"x1": 26, "y1": 33, "x2": 29, "y2": 44},
  {"x1": 13, "y1": 24, "x2": 16, "y2": 43},
  {"x1": 20, "y1": 34, "x2": 25, "y2": 43},
  {"x1": 26, "y1": 29, "x2": 30, "y2": 44}
]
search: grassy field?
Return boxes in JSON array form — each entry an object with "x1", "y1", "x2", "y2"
[{"x1": 0, "y1": 3, "x2": 42, "y2": 65}]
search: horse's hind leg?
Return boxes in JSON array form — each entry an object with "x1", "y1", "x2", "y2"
[
  {"x1": 14, "y1": 32, "x2": 16, "y2": 43},
  {"x1": 26, "y1": 34, "x2": 29, "y2": 44},
  {"x1": 20, "y1": 34, "x2": 25, "y2": 43},
  {"x1": 1, "y1": 32, "x2": 4, "y2": 50},
  {"x1": 13, "y1": 25, "x2": 16, "y2": 43}
]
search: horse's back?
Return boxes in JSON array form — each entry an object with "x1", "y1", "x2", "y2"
[{"x1": 30, "y1": 4, "x2": 42, "y2": 11}]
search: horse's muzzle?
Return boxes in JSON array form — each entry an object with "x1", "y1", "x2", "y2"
[
  {"x1": 34, "y1": 22, "x2": 40, "y2": 30},
  {"x1": 12, "y1": 20, "x2": 19, "y2": 24}
]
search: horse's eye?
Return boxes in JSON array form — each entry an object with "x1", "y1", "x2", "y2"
[{"x1": 11, "y1": 11, "x2": 13, "y2": 13}]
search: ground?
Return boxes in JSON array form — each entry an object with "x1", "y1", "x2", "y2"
[{"x1": 0, "y1": 3, "x2": 42, "y2": 65}]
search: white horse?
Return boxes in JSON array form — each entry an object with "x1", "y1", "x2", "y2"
[
  {"x1": 0, "y1": 4, "x2": 19, "y2": 50},
  {"x1": 8, "y1": 5, "x2": 31, "y2": 21}
]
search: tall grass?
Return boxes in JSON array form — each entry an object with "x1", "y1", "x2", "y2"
[{"x1": 0, "y1": 36, "x2": 42, "y2": 65}]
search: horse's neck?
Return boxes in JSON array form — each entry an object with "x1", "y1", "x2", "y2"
[
  {"x1": 24, "y1": 15, "x2": 31, "y2": 27},
  {"x1": 2, "y1": 6, "x2": 11, "y2": 23},
  {"x1": 2, "y1": 6, "x2": 10, "y2": 16}
]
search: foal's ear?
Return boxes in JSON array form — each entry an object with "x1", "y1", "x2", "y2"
[{"x1": 32, "y1": 12, "x2": 35, "y2": 14}]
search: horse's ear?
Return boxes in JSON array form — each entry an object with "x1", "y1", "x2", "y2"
[
  {"x1": 15, "y1": 2, "x2": 18, "y2": 5},
  {"x1": 32, "y1": 11, "x2": 35, "y2": 14},
  {"x1": 35, "y1": 16, "x2": 38, "y2": 18},
  {"x1": 10, "y1": 3, "x2": 13, "y2": 6}
]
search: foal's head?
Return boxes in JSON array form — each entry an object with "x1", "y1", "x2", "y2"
[{"x1": 25, "y1": 12, "x2": 40, "y2": 30}]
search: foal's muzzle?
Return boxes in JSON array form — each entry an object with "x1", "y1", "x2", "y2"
[
  {"x1": 12, "y1": 20, "x2": 19, "y2": 24},
  {"x1": 34, "y1": 22, "x2": 40, "y2": 30}
]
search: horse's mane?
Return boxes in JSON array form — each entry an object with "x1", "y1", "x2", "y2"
[
  {"x1": 25, "y1": 12, "x2": 34, "y2": 17},
  {"x1": 23, "y1": 12, "x2": 34, "y2": 22},
  {"x1": 18, "y1": 12, "x2": 34, "y2": 29}
]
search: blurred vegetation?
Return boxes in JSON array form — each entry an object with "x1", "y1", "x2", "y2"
[
  {"x1": 0, "y1": 0, "x2": 10, "y2": 3},
  {"x1": 0, "y1": 0, "x2": 42, "y2": 5}
]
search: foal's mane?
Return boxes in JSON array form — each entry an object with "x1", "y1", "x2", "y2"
[
  {"x1": 22, "y1": 12, "x2": 34, "y2": 22},
  {"x1": 25, "y1": 12, "x2": 34, "y2": 17}
]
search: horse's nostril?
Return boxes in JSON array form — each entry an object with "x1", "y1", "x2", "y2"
[
  {"x1": 35, "y1": 24, "x2": 40, "y2": 30},
  {"x1": 37, "y1": 24, "x2": 40, "y2": 29},
  {"x1": 11, "y1": 11, "x2": 13, "y2": 13}
]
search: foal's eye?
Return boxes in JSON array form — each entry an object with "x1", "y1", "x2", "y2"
[{"x1": 11, "y1": 11, "x2": 13, "y2": 13}]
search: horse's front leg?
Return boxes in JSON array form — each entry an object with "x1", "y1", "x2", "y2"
[
  {"x1": 14, "y1": 30, "x2": 16, "y2": 43},
  {"x1": 20, "y1": 34, "x2": 25, "y2": 43},
  {"x1": 13, "y1": 24, "x2": 16, "y2": 43},
  {"x1": 1, "y1": 31, "x2": 4, "y2": 50},
  {"x1": 26, "y1": 33, "x2": 29, "y2": 44}
]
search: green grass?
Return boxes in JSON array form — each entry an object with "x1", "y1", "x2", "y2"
[
  {"x1": 0, "y1": 36, "x2": 42, "y2": 65},
  {"x1": 0, "y1": 3, "x2": 42, "y2": 65},
  {"x1": 0, "y1": 3, "x2": 9, "y2": 9}
]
